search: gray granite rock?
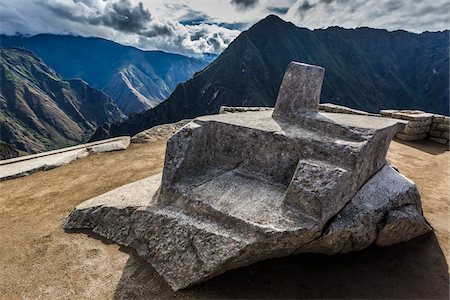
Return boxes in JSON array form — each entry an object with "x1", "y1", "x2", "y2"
[
  {"x1": 395, "y1": 133, "x2": 427, "y2": 141},
  {"x1": 219, "y1": 106, "x2": 273, "y2": 114},
  {"x1": 273, "y1": 62, "x2": 324, "y2": 121},
  {"x1": 430, "y1": 137, "x2": 448, "y2": 145},
  {"x1": 131, "y1": 120, "x2": 191, "y2": 143},
  {"x1": 297, "y1": 164, "x2": 431, "y2": 254},
  {"x1": 64, "y1": 62, "x2": 430, "y2": 291}
]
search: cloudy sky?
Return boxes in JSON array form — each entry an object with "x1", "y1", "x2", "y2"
[{"x1": 1, "y1": 0, "x2": 449, "y2": 56}]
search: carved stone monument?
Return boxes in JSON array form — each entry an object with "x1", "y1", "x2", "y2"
[{"x1": 64, "y1": 62, "x2": 431, "y2": 291}]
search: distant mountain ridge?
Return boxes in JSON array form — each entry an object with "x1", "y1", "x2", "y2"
[
  {"x1": 0, "y1": 34, "x2": 210, "y2": 114},
  {"x1": 92, "y1": 15, "x2": 449, "y2": 140},
  {"x1": 0, "y1": 48, "x2": 124, "y2": 154}
]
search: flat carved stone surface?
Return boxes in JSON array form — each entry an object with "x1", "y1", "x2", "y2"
[{"x1": 64, "y1": 62, "x2": 431, "y2": 291}]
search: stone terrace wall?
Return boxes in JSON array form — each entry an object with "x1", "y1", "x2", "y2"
[
  {"x1": 319, "y1": 103, "x2": 378, "y2": 116},
  {"x1": 219, "y1": 106, "x2": 449, "y2": 146},
  {"x1": 380, "y1": 110, "x2": 433, "y2": 142},
  {"x1": 429, "y1": 115, "x2": 450, "y2": 145}
]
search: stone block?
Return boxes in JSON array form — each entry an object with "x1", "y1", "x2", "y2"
[
  {"x1": 433, "y1": 115, "x2": 446, "y2": 124},
  {"x1": 319, "y1": 103, "x2": 375, "y2": 116},
  {"x1": 435, "y1": 124, "x2": 449, "y2": 132},
  {"x1": 131, "y1": 120, "x2": 191, "y2": 143},
  {"x1": 64, "y1": 62, "x2": 430, "y2": 291},
  {"x1": 429, "y1": 130, "x2": 442, "y2": 138},
  {"x1": 395, "y1": 133, "x2": 427, "y2": 141},
  {"x1": 430, "y1": 137, "x2": 448, "y2": 145},
  {"x1": 381, "y1": 110, "x2": 433, "y2": 132},
  {"x1": 273, "y1": 62, "x2": 324, "y2": 121},
  {"x1": 407, "y1": 119, "x2": 432, "y2": 127},
  {"x1": 219, "y1": 106, "x2": 273, "y2": 114},
  {"x1": 86, "y1": 137, "x2": 130, "y2": 153},
  {"x1": 298, "y1": 165, "x2": 430, "y2": 254},
  {"x1": 442, "y1": 132, "x2": 449, "y2": 140},
  {"x1": 403, "y1": 125, "x2": 430, "y2": 135},
  {"x1": 380, "y1": 110, "x2": 395, "y2": 118}
]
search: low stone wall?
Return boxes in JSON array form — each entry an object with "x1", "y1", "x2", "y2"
[
  {"x1": 0, "y1": 136, "x2": 131, "y2": 181},
  {"x1": 429, "y1": 115, "x2": 450, "y2": 145},
  {"x1": 319, "y1": 103, "x2": 378, "y2": 116},
  {"x1": 380, "y1": 110, "x2": 437, "y2": 142},
  {"x1": 219, "y1": 106, "x2": 449, "y2": 146},
  {"x1": 219, "y1": 106, "x2": 273, "y2": 114}
]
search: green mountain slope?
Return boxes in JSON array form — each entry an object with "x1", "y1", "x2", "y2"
[
  {"x1": 0, "y1": 141, "x2": 20, "y2": 159},
  {"x1": 0, "y1": 48, "x2": 124, "y2": 154},
  {"x1": 92, "y1": 15, "x2": 449, "y2": 140},
  {"x1": 0, "y1": 34, "x2": 211, "y2": 114}
]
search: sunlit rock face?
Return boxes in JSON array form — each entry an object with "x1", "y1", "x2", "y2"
[{"x1": 64, "y1": 62, "x2": 431, "y2": 291}]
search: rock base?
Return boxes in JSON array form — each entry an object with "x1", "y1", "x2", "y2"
[
  {"x1": 64, "y1": 165, "x2": 430, "y2": 290},
  {"x1": 64, "y1": 62, "x2": 431, "y2": 291}
]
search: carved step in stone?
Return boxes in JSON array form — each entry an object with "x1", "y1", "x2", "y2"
[{"x1": 64, "y1": 62, "x2": 431, "y2": 291}]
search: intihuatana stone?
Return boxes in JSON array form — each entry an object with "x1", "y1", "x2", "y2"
[
  {"x1": 273, "y1": 62, "x2": 324, "y2": 120},
  {"x1": 64, "y1": 62, "x2": 431, "y2": 291}
]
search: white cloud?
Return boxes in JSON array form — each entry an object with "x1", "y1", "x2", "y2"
[
  {"x1": 0, "y1": 0, "x2": 448, "y2": 57},
  {"x1": 0, "y1": 0, "x2": 240, "y2": 56},
  {"x1": 285, "y1": 0, "x2": 450, "y2": 33}
]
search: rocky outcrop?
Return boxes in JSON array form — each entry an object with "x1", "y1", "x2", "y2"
[
  {"x1": 64, "y1": 62, "x2": 431, "y2": 291},
  {"x1": 131, "y1": 120, "x2": 191, "y2": 144},
  {"x1": 319, "y1": 103, "x2": 378, "y2": 116}
]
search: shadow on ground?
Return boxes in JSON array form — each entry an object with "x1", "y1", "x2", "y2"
[
  {"x1": 393, "y1": 139, "x2": 449, "y2": 155},
  {"x1": 113, "y1": 232, "x2": 448, "y2": 299}
]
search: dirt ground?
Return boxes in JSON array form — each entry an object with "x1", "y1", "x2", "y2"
[{"x1": 0, "y1": 139, "x2": 448, "y2": 299}]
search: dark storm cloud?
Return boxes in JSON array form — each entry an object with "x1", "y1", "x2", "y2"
[
  {"x1": 141, "y1": 24, "x2": 174, "y2": 38},
  {"x1": 91, "y1": 0, "x2": 151, "y2": 32},
  {"x1": 2, "y1": 0, "x2": 448, "y2": 56},
  {"x1": 207, "y1": 33, "x2": 223, "y2": 52},
  {"x1": 24, "y1": 0, "x2": 240, "y2": 55},
  {"x1": 231, "y1": 0, "x2": 259, "y2": 10},
  {"x1": 298, "y1": 1, "x2": 315, "y2": 12},
  {"x1": 44, "y1": 0, "x2": 175, "y2": 37}
]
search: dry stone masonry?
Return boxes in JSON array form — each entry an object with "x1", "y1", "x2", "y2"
[
  {"x1": 429, "y1": 114, "x2": 450, "y2": 145},
  {"x1": 381, "y1": 110, "x2": 449, "y2": 145},
  {"x1": 380, "y1": 110, "x2": 433, "y2": 141},
  {"x1": 319, "y1": 103, "x2": 378, "y2": 116},
  {"x1": 64, "y1": 62, "x2": 431, "y2": 291}
]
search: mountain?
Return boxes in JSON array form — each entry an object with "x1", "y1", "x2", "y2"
[
  {"x1": 0, "y1": 34, "x2": 210, "y2": 114},
  {"x1": 0, "y1": 48, "x2": 124, "y2": 154},
  {"x1": 0, "y1": 141, "x2": 19, "y2": 159},
  {"x1": 91, "y1": 15, "x2": 449, "y2": 140}
]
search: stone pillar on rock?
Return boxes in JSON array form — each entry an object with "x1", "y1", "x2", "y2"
[{"x1": 272, "y1": 62, "x2": 325, "y2": 122}]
